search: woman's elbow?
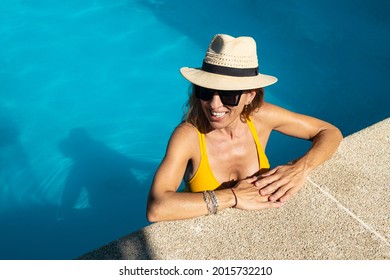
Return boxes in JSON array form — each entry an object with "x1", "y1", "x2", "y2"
[
  {"x1": 146, "y1": 207, "x2": 159, "y2": 223},
  {"x1": 146, "y1": 188, "x2": 177, "y2": 222},
  {"x1": 333, "y1": 126, "x2": 343, "y2": 144},
  {"x1": 146, "y1": 199, "x2": 164, "y2": 223},
  {"x1": 321, "y1": 124, "x2": 343, "y2": 144}
]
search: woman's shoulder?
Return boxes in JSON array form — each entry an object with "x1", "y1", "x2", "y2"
[
  {"x1": 175, "y1": 122, "x2": 199, "y2": 137},
  {"x1": 252, "y1": 102, "x2": 282, "y2": 125},
  {"x1": 161, "y1": 122, "x2": 200, "y2": 163},
  {"x1": 257, "y1": 101, "x2": 284, "y2": 114},
  {"x1": 252, "y1": 101, "x2": 300, "y2": 131},
  {"x1": 167, "y1": 122, "x2": 199, "y2": 150}
]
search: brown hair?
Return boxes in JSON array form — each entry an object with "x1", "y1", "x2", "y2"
[{"x1": 182, "y1": 85, "x2": 264, "y2": 133}]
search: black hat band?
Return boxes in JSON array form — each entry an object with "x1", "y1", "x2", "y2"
[{"x1": 202, "y1": 61, "x2": 258, "y2": 77}]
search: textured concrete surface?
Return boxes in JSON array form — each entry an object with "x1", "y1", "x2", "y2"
[{"x1": 79, "y1": 118, "x2": 390, "y2": 260}]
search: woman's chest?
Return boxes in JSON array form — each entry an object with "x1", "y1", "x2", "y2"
[{"x1": 206, "y1": 136, "x2": 259, "y2": 182}]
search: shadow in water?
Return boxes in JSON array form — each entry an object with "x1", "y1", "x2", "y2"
[
  {"x1": 56, "y1": 127, "x2": 155, "y2": 258},
  {"x1": 0, "y1": 126, "x2": 156, "y2": 259},
  {"x1": 58, "y1": 128, "x2": 150, "y2": 219}
]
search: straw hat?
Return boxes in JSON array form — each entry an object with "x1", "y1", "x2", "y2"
[{"x1": 180, "y1": 34, "x2": 277, "y2": 90}]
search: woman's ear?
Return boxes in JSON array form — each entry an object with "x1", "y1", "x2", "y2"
[{"x1": 247, "y1": 89, "x2": 257, "y2": 104}]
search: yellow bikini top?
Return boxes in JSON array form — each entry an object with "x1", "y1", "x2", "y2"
[{"x1": 185, "y1": 117, "x2": 270, "y2": 192}]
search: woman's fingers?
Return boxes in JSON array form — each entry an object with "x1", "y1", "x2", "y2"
[
  {"x1": 253, "y1": 164, "x2": 307, "y2": 203},
  {"x1": 261, "y1": 201, "x2": 284, "y2": 208},
  {"x1": 260, "y1": 166, "x2": 280, "y2": 177}
]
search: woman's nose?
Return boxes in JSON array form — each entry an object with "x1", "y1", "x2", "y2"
[{"x1": 209, "y1": 93, "x2": 223, "y2": 107}]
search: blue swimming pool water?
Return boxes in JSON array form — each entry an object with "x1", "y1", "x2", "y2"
[{"x1": 1, "y1": 0, "x2": 389, "y2": 259}]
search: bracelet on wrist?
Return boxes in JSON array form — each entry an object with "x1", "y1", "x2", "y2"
[{"x1": 202, "y1": 191, "x2": 218, "y2": 215}]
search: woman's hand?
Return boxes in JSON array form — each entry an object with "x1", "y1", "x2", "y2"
[
  {"x1": 254, "y1": 162, "x2": 308, "y2": 203},
  {"x1": 233, "y1": 176, "x2": 284, "y2": 210}
]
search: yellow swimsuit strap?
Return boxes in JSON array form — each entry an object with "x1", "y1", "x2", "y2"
[
  {"x1": 246, "y1": 117, "x2": 270, "y2": 169},
  {"x1": 186, "y1": 130, "x2": 220, "y2": 192}
]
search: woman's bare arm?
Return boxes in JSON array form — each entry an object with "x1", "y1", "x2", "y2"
[
  {"x1": 254, "y1": 102, "x2": 343, "y2": 202},
  {"x1": 146, "y1": 124, "x2": 236, "y2": 221}
]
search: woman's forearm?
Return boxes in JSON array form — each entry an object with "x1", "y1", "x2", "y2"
[
  {"x1": 147, "y1": 188, "x2": 236, "y2": 222},
  {"x1": 294, "y1": 126, "x2": 343, "y2": 173}
]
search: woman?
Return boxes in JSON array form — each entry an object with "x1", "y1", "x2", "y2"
[{"x1": 147, "y1": 34, "x2": 342, "y2": 222}]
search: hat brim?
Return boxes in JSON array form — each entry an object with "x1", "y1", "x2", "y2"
[{"x1": 180, "y1": 67, "x2": 277, "y2": 90}]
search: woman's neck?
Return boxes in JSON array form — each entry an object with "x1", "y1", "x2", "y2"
[{"x1": 208, "y1": 118, "x2": 248, "y2": 140}]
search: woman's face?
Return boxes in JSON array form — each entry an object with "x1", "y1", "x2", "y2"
[{"x1": 200, "y1": 90, "x2": 255, "y2": 130}]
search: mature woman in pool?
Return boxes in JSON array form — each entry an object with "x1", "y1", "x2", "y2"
[{"x1": 147, "y1": 34, "x2": 342, "y2": 221}]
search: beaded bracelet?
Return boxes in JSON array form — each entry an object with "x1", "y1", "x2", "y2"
[
  {"x1": 202, "y1": 191, "x2": 218, "y2": 215},
  {"x1": 207, "y1": 191, "x2": 219, "y2": 214},
  {"x1": 202, "y1": 191, "x2": 213, "y2": 215}
]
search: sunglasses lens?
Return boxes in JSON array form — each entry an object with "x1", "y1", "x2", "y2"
[
  {"x1": 219, "y1": 91, "x2": 242, "y2": 106},
  {"x1": 194, "y1": 86, "x2": 242, "y2": 106},
  {"x1": 195, "y1": 86, "x2": 214, "y2": 101}
]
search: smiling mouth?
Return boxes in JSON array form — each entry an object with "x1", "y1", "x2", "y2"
[{"x1": 210, "y1": 110, "x2": 228, "y2": 118}]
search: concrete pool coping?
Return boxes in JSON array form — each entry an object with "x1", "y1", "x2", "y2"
[{"x1": 79, "y1": 118, "x2": 390, "y2": 259}]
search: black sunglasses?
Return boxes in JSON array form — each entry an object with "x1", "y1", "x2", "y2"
[{"x1": 194, "y1": 85, "x2": 243, "y2": 106}]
